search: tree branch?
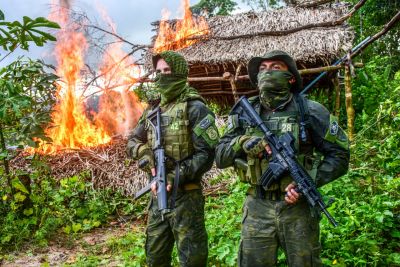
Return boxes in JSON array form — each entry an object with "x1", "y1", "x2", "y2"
[{"x1": 351, "y1": 11, "x2": 400, "y2": 58}]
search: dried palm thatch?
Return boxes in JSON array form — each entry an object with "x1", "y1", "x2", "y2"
[
  {"x1": 145, "y1": 5, "x2": 355, "y2": 103},
  {"x1": 147, "y1": 6, "x2": 353, "y2": 67},
  {"x1": 10, "y1": 117, "x2": 229, "y2": 196}
]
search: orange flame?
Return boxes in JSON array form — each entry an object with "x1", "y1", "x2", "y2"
[
  {"x1": 35, "y1": 1, "x2": 143, "y2": 154},
  {"x1": 93, "y1": 4, "x2": 143, "y2": 137},
  {"x1": 154, "y1": 0, "x2": 209, "y2": 52}
]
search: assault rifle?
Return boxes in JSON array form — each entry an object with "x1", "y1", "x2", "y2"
[
  {"x1": 134, "y1": 106, "x2": 170, "y2": 221},
  {"x1": 231, "y1": 96, "x2": 338, "y2": 227}
]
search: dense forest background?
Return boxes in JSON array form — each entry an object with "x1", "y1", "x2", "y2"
[{"x1": 0, "y1": 0, "x2": 399, "y2": 266}]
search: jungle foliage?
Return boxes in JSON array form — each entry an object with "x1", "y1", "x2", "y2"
[{"x1": 1, "y1": 1, "x2": 400, "y2": 266}]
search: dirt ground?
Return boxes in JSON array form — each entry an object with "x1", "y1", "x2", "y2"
[{"x1": 1, "y1": 221, "x2": 140, "y2": 267}]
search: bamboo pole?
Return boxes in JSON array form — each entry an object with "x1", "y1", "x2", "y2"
[
  {"x1": 235, "y1": 63, "x2": 363, "y2": 81},
  {"x1": 344, "y1": 61, "x2": 355, "y2": 142},
  {"x1": 333, "y1": 74, "x2": 341, "y2": 118}
]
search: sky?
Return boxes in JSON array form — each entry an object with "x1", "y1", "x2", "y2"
[{"x1": 1, "y1": 0, "x2": 250, "y2": 67}]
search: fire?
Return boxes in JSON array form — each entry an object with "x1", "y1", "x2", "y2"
[
  {"x1": 34, "y1": 1, "x2": 143, "y2": 154},
  {"x1": 93, "y1": 4, "x2": 143, "y2": 137},
  {"x1": 154, "y1": 0, "x2": 209, "y2": 52}
]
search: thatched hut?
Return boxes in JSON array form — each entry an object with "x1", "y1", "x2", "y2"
[{"x1": 146, "y1": 4, "x2": 355, "y2": 104}]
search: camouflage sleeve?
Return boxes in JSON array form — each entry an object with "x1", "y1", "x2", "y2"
[
  {"x1": 307, "y1": 100, "x2": 350, "y2": 187},
  {"x1": 126, "y1": 110, "x2": 148, "y2": 159},
  {"x1": 215, "y1": 113, "x2": 246, "y2": 169},
  {"x1": 178, "y1": 100, "x2": 218, "y2": 184}
]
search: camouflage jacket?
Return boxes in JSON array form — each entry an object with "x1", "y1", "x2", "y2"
[
  {"x1": 127, "y1": 99, "x2": 218, "y2": 186},
  {"x1": 215, "y1": 96, "x2": 350, "y2": 187}
]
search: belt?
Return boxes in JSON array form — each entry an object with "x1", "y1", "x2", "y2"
[
  {"x1": 247, "y1": 186, "x2": 286, "y2": 201},
  {"x1": 180, "y1": 183, "x2": 201, "y2": 191}
]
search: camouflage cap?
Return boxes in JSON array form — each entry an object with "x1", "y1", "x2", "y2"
[
  {"x1": 248, "y1": 50, "x2": 303, "y2": 92},
  {"x1": 152, "y1": 50, "x2": 189, "y2": 78}
]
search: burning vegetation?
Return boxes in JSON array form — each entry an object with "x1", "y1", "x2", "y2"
[
  {"x1": 154, "y1": 0, "x2": 210, "y2": 52},
  {"x1": 34, "y1": 1, "x2": 144, "y2": 154}
]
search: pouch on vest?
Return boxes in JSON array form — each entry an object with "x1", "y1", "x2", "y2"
[{"x1": 147, "y1": 102, "x2": 193, "y2": 162}]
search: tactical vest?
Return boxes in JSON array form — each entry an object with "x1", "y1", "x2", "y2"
[
  {"x1": 238, "y1": 102, "x2": 320, "y2": 192},
  {"x1": 147, "y1": 101, "x2": 193, "y2": 161}
]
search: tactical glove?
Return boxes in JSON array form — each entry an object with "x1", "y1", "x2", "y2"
[
  {"x1": 242, "y1": 136, "x2": 269, "y2": 157},
  {"x1": 137, "y1": 144, "x2": 155, "y2": 173}
]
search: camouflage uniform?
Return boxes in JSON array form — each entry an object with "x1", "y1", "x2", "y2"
[
  {"x1": 127, "y1": 51, "x2": 219, "y2": 267},
  {"x1": 215, "y1": 51, "x2": 350, "y2": 267}
]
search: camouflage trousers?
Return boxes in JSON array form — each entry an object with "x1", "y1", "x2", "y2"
[
  {"x1": 145, "y1": 189, "x2": 208, "y2": 267},
  {"x1": 238, "y1": 195, "x2": 322, "y2": 267}
]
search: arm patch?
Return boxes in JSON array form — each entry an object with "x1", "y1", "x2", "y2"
[
  {"x1": 324, "y1": 114, "x2": 349, "y2": 150},
  {"x1": 194, "y1": 114, "x2": 220, "y2": 147},
  {"x1": 226, "y1": 114, "x2": 239, "y2": 134}
]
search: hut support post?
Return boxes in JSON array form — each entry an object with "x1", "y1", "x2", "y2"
[
  {"x1": 224, "y1": 71, "x2": 239, "y2": 103},
  {"x1": 344, "y1": 62, "x2": 355, "y2": 142},
  {"x1": 229, "y1": 76, "x2": 239, "y2": 103},
  {"x1": 333, "y1": 73, "x2": 341, "y2": 118}
]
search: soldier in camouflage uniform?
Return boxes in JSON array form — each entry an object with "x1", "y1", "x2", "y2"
[
  {"x1": 215, "y1": 50, "x2": 350, "y2": 267},
  {"x1": 126, "y1": 51, "x2": 219, "y2": 267}
]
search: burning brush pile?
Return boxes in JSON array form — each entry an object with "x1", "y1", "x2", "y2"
[{"x1": 11, "y1": 0, "x2": 226, "y2": 196}]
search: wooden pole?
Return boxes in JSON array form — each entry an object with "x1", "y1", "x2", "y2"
[
  {"x1": 344, "y1": 60, "x2": 355, "y2": 142},
  {"x1": 333, "y1": 73, "x2": 341, "y2": 118},
  {"x1": 138, "y1": 63, "x2": 364, "y2": 83},
  {"x1": 223, "y1": 72, "x2": 239, "y2": 102},
  {"x1": 235, "y1": 62, "x2": 363, "y2": 81}
]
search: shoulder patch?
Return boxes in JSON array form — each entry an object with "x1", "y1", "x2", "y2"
[
  {"x1": 330, "y1": 121, "x2": 339, "y2": 136},
  {"x1": 199, "y1": 116, "x2": 212, "y2": 129},
  {"x1": 324, "y1": 114, "x2": 349, "y2": 150},
  {"x1": 194, "y1": 114, "x2": 219, "y2": 147}
]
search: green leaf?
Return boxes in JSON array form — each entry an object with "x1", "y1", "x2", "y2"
[
  {"x1": 29, "y1": 28, "x2": 57, "y2": 42},
  {"x1": 63, "y1": 225, "x2": 71, "y2": 234},
  {"x1": 72, "y1": 223, "x2": 82, "y2": 233},
  {"x1": 22, "y1": 16, "x2": 32, "y2": 25},
  {"x1": 1, "y1": 234, "x2": 12, "y2": 244},
  {"x1": 383, "y1": 210, "x2": 393, "y2": 217},
  {"x1": 12, "y1": 178, "x2": 29, "y2": 194},
  {"x1": 391, "y1": 230, "x2": 400, "y2": 238},
  {"x1": 0, "y1": 10, "x2": 4, "y2": 20},
  {"x1": 23, "y1": 208, "x2": 34, "y2": 216},
  {"x1": 14, "y1": 192, "x2": 26, "y2": 202},
  {"x1": 30, "y1": 17, "x2": 60, "y2": 29}
]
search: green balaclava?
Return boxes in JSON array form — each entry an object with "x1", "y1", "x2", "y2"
[
  {"x1": 152, "y1": 50, "x2": 190, "y2": 106},
  {"x1": 257, "y1": 70, "x2": 293, "y2": 110}
]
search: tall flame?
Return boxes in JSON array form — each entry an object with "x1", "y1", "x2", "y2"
[
  {"x1": 154, "y1": 0, "x2": 209, "y2": 52},
  {"x1": 35, "y1": 1, "x2": 143, "y2": 154}
]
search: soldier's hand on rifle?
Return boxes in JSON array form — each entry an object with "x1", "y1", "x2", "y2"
[
  {"x1": 285, "y1": 182, "x2": 300, "y2": 204},
  {"x1": 240, "y1": 135, "x2": 272, "y2": 157},
  {"x1": 137, "y1": 144, "x2": 155, "y2": 173},
  {"x1": 150, "y1": 172, "x2": 173, "y2": 196}
]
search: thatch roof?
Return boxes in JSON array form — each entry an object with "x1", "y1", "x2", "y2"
[
  {"x1": 146, "y1": 5, "x2": 355, "y2": 102},
  {"x1": 148, "y1": 6, "x2": 353, "y2": 67}
]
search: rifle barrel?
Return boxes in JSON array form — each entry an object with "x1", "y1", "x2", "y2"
[{"x1": 300, "y1": 36, "x2": 372, "y2": 95}]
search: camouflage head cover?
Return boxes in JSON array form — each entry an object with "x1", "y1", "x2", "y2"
[
  {"x1": 152, "y1": 50, "x2": 189, "y2": 78},
  {"x1": 248, "y1": 50, "x2": 302, "y2": 92}
]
